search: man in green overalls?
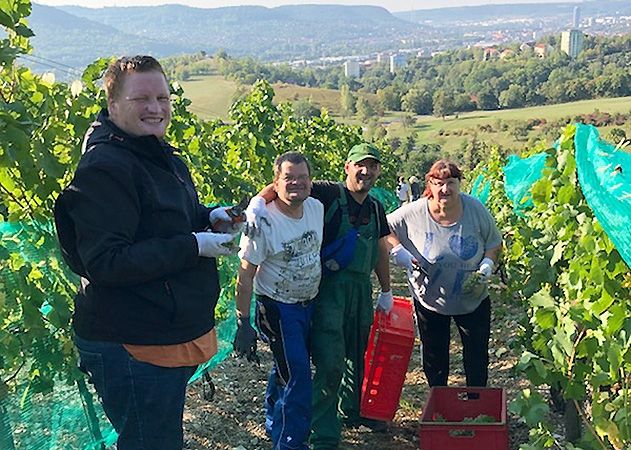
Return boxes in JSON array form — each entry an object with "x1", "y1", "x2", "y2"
[
  {"x1": 308, "y1": 144, "x2": 392, "y2": 449},
  {"x1": 245, "y1": 143, "x2": 393, "y2": 449}
]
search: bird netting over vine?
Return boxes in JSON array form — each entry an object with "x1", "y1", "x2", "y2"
[
  {"x1": 499, "y1": 123, "x2": 631, "y2": 268},
  {"x1": 503, "y1": 152, "x2": 549, "y2": 213},
  {"x1": 369, "y1": 186, "x2": 398, "y2": 214},
  {"x1": 469, "y1": 173, "x2": 491, "y2": 205},
  {"x1": 573, "y1": 124, "x2": 631, "y2": 268},
  {"x1": 2, "y1": 120, "x2": 629, "y2": 450},
  {"x1": 0, "y1": 187, "x2": 397, "y2": 450},
  {"x1": 0, "y1": 218, "x2": 240, "y2": 450}
]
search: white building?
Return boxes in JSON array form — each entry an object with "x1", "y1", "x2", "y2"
[
  {"x1": 561, "y1": 29, "x2": 584, "y2": 58},
  {"x1": 573, "y1": 6, "x2": 581, "y2": 29},
  {"x1": 343, "y1": 60, "x2": 360, "y2": 78},
  {"x1": 389, "y1": 54, "x2": 407, "y2": 73}
]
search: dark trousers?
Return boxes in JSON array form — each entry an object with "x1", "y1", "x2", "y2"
[
  {"x1": 74, "y1": 336, "x2": 196, "y2": 450},
  {"x1": 256, "y1": 296, "x2": 314, "y2": 450},
  {"x1": 414, "y1": 297, "x2": 491, "y2": 387}
]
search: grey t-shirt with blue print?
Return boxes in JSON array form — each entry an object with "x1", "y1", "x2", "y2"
[{"x1": 387, "y1": 194, "x2": 502, "y2": 315}]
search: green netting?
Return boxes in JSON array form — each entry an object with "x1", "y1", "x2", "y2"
[
  {"x1": 370, "y1": 186, "x2": 398, "y2": 213},
  {"x1": 503, "y1": 152, "x2": 549, "y2": 212},
  {"x1": 0, "y1": 220, "x2": 240, "y2": 449},
  {"x1": 469, "y1": 173, "x2": 491, "y2": 205},
  {"x1": 0, "y1": 186, "x2": 395, "y2": 449},
  {"x1": 0, "y1": 221, "x2": 116, "y2": 450},
  {"x1": 574, "y1": 123, "x2": 631, "y2": 268}
]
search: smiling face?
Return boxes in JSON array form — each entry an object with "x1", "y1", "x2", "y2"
[
  {"x1": 428, "y1": 177, "x2": 461, "y2": 205},
  {"x1": 273, "y1": 161, "x2": 312, "y2": 206},
  {"x1": 107, "y1": 70, "x2": 171, "y2": 139},
  {"x1": 345, "y1": 158, "x2": 381, "y2": 194}
]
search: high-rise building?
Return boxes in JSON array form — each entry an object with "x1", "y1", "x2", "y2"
[
  {"x1": 389, "y1": 54, "x2": 407, "y2": 73},
  {"x1": 573, "y1": 6, "x2": 581, "y2": 28},
  {"x1": 561, "y1": 29, "x2": 584, "y2": 58},
  {"x1": 343, "y1": 60, "x2": 360, "y2": 78}
]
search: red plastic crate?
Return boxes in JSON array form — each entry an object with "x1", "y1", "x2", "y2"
[
  {"x1": 360, "y1": 296, "x2": 415, "y2": 421},
  {"x1": 419, "y1": 387, "x2": 508, "y2": 450}
]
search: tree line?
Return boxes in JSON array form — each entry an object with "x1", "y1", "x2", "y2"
[{"x1": 164, "y1": 33, "x2": 630, "y2": 118}]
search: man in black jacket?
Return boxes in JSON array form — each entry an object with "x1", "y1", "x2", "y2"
[{"x1": 54, "y1": 56, "x2": 236, "y2": 450}]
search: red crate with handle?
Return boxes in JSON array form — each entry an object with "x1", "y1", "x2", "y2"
[
  {"x1": 419, "y1": 387, "x2": 508, "y2": 450},
  {"x1": 360, "y1": 296, "x2": 415, "y2": 421}
]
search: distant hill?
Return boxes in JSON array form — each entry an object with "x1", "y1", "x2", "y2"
[
  {"x1": 25, "y1": 1, "x2": 630, "y2": 77},
  {"x1": 27, "y1": 4, "x2": 188, "y2": 72},
  {"x1": 27, "y1": 3, "x2": 424, "y2": 72},
  {"x1": 396, "y1": 0, "x2": 631, "y2": 24}
]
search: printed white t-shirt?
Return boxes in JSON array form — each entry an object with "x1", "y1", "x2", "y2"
[{"x1": 238, "y1": 197, "x2": 324, "y2": 304}]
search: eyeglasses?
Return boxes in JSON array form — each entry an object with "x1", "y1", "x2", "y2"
[
  {"x1": 124, "y1": 95, "x2": 171, "y2": 105},
  {"x1": 430, "y1": 178, "x2": 459, "y2": 188},
  {"x1": 281, "y1": 175, "x2": 310, "y2": 183}
]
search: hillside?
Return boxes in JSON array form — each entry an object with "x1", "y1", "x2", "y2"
[
  {"x1": 382, "y1": 96, "x2": 631, "y2": 154},
  {"x1": 27, "y1": 3, "x2": 424, "y2": 69},
  {"x1": 26, "y1": 0, "x2": 631, "y2": 76},
  {"x1": 27, "y1": 4, "x2": 188, "y2": 71},
  {"x1": 179, "y1": 75, "x2": 240, "y2": 119},
  {"x1": 397, "y1": 0, "x2": 631, "y2": 24},
  {"x1": 179, "y1": 75, "x2": 350, "y2": 119},
  {"x1": 179, "y1": 75, "x2": 630, "y2": 157}
]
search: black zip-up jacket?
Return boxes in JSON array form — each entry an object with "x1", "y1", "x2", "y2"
[{"x1": 54, "y1": 109, "x2": 219, "y2": 345}]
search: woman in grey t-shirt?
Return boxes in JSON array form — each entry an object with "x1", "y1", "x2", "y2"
[{"x1": 386, "y1": 160, "x2": 502, "y2": 387}]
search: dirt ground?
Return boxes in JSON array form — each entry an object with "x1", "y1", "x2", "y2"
[{"x1": 182, "y1": 275, "x2": 539, "y2": 450}]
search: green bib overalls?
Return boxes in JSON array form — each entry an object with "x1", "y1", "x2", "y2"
[{"x1": 310, "y1": 185, "x2": 381, "y2": 449}]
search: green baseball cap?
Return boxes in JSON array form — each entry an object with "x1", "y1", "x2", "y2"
[{"x1": 347, "y1": 143, "x2": 381, "y2": 163}]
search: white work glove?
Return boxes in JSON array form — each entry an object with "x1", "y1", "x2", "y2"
[
  {"x1": 390, "y1": 243, "x2": 416, "y2": 271},
  {"x1": 244, "y1": 196, "x2": 270, "y2": 237},
  {"x1": 477, "y1": 257, "x2": 495, "y2": 280},
  {"x1": 210, "y1": 206, "x2": 245, "y2": 234},
  {"x1": 376, "y1": 290, "x2": 394, "y2": 314},
  {"x1": 209, "y1": 207, "x2": 232, "y2": 226},
  {"x1": 193, "y1": 232, "x2": 236, "y2": 258}
]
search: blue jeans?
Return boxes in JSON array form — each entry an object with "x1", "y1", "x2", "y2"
[
  {"x1": 74, "y1": 336, "x2": 196, "y2": 450},
  {"x1": 256, "y1": 295, "x2": 314, "y2": 450}
]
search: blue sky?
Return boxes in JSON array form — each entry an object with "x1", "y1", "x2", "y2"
[{"x1": 35, "y1": 0, "x2": 581, "y2": 13}]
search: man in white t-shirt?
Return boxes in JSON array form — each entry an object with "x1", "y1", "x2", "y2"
[{"x1": 234, "y1": 152, "x2": 324, "y2": 450}]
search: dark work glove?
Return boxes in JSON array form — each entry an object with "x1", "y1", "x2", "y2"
[{"x1": 233, "y1": 316, "x2": 259, "y2": 365}]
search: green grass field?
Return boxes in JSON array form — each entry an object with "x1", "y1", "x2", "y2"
[
  {"x1": 180, "y1": 75, "x2": 630, "y2": 154},
  {"x1": 272, "y1": 82, "x2": 344, "y2": 114},
  {"x1": 180, "y1": 76, "x2": 364, "y2": 119},
  {"x1": 396, "y1": 96, "x2": 631, "y2": 135},
  {"x1": 179, "y1": 75, "x2": 239, "y2": 119},
  {"x1": 375, "y1": 97, "x2": 630, "y2": 132},
  {"x1": 381, "y1": 96, "x2": 631, "y2": 154}
]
